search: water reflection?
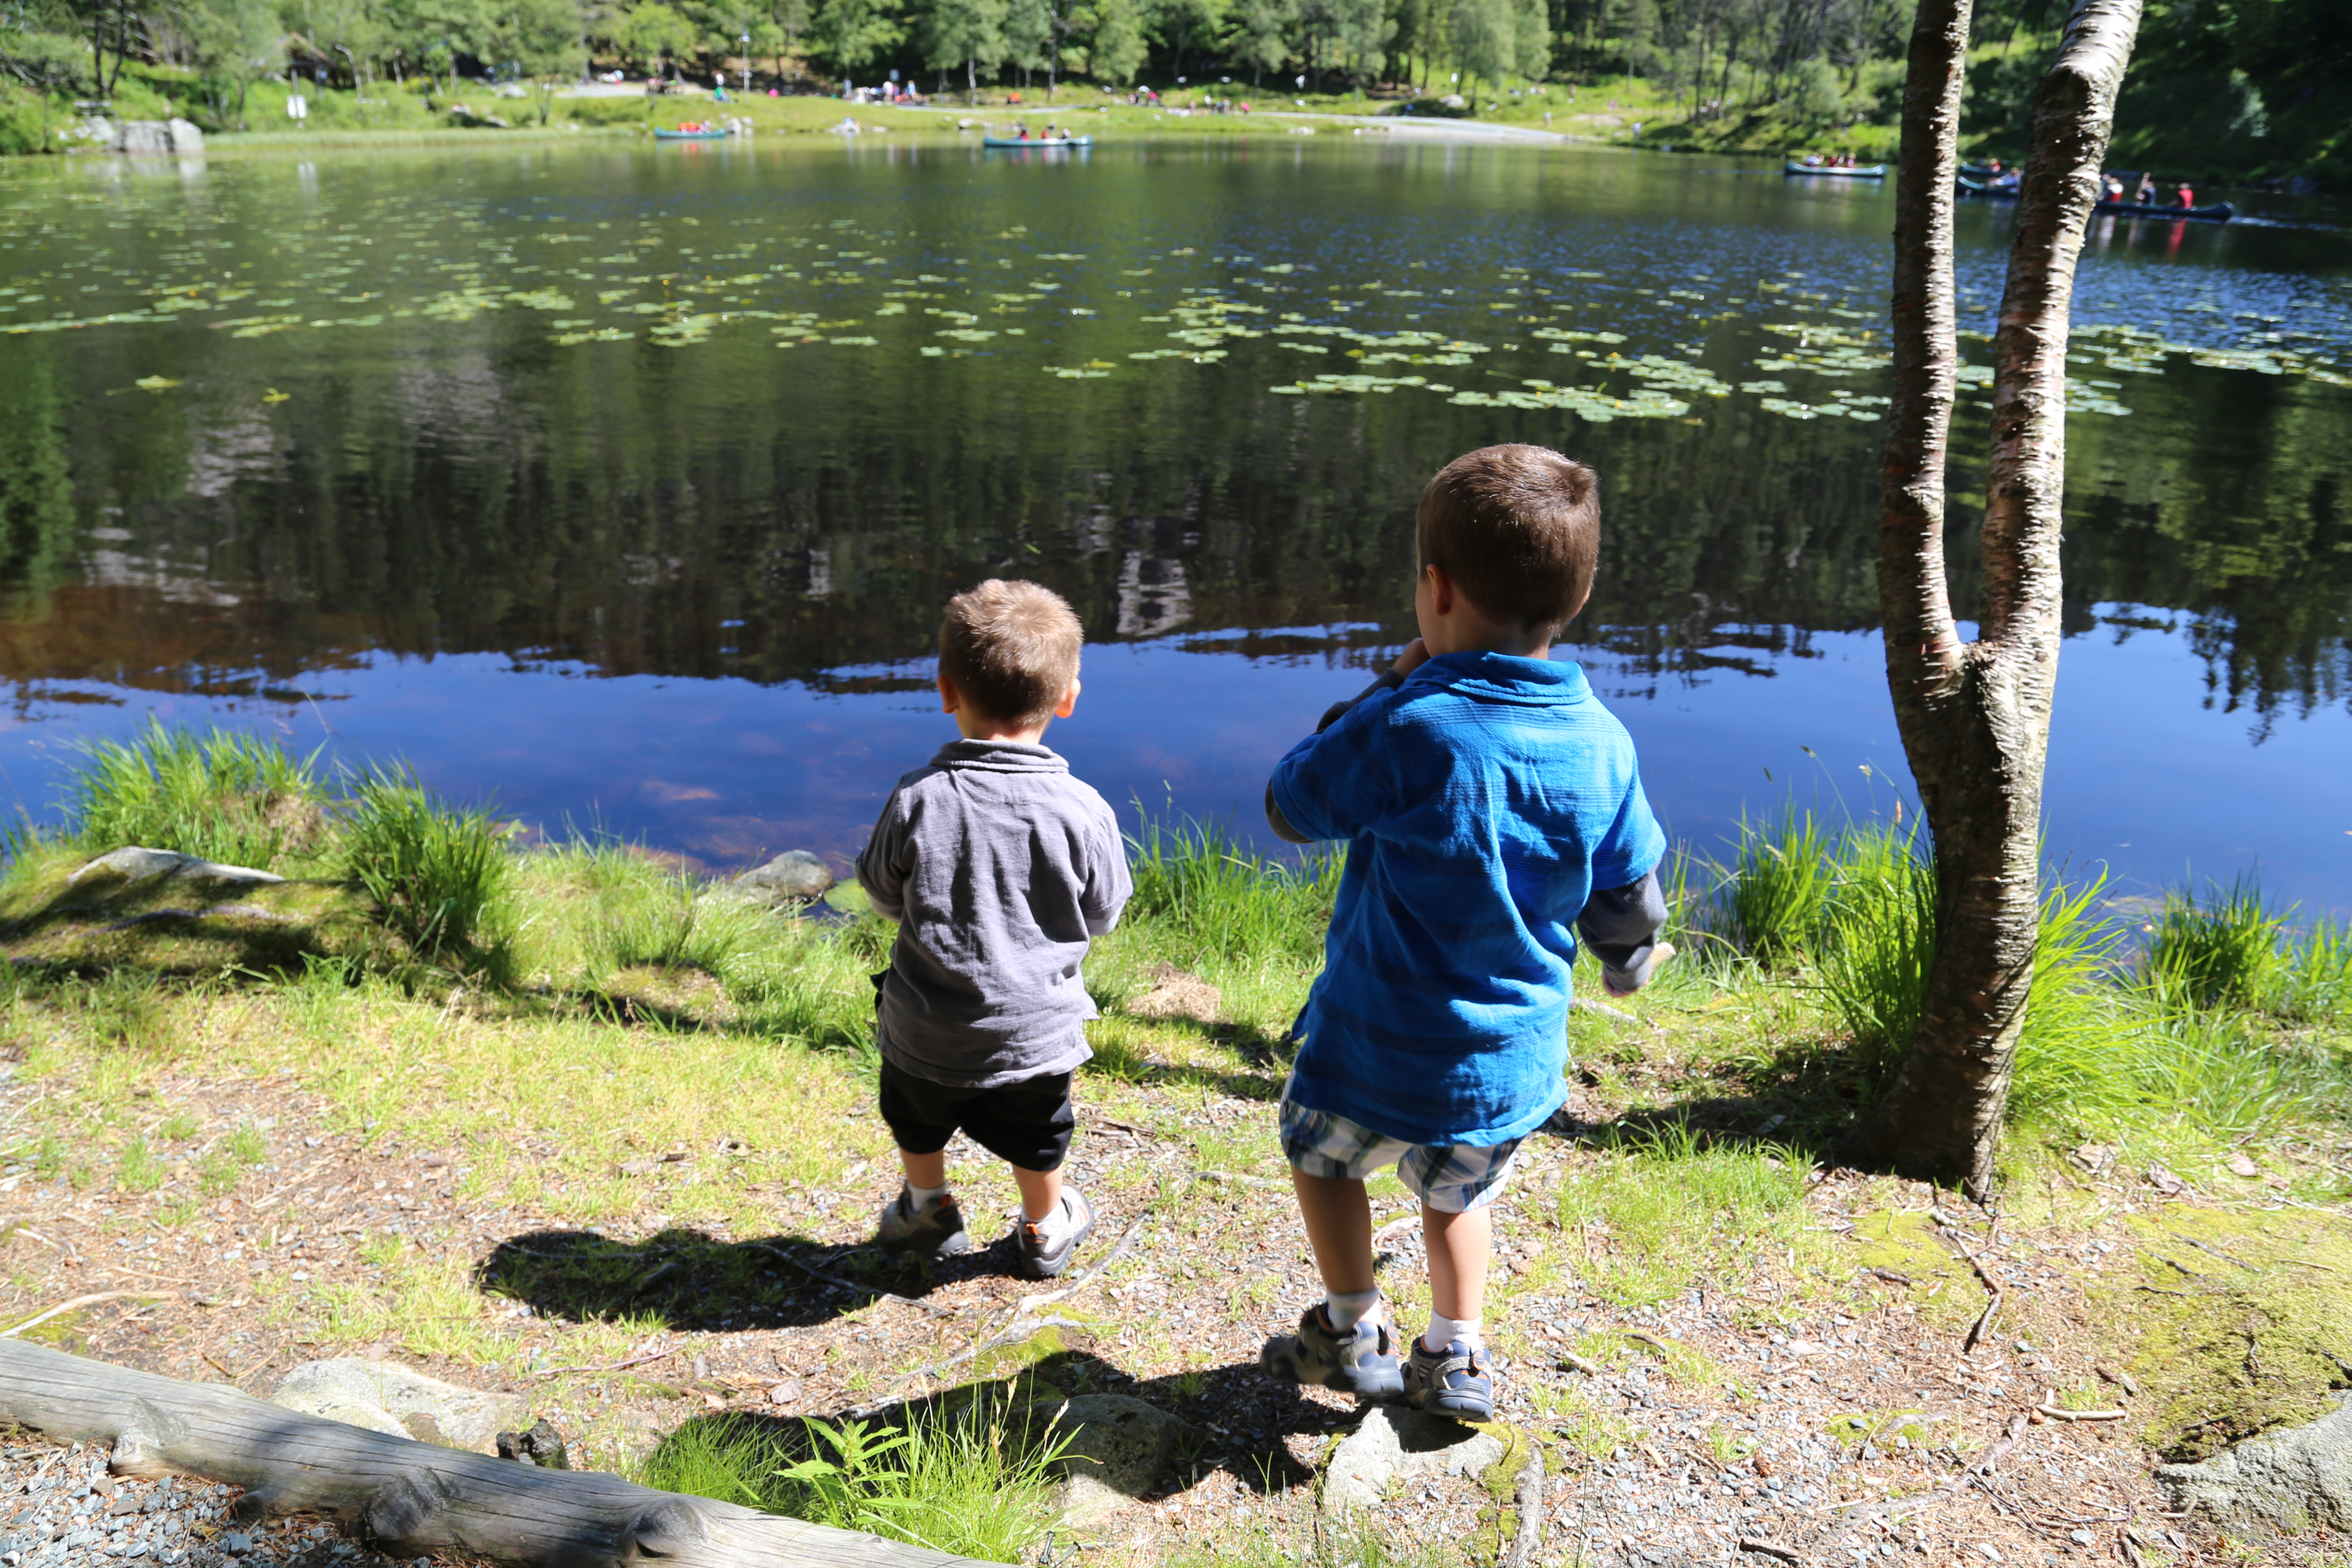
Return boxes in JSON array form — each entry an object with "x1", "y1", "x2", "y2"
[{"x1": 0, "y1": 141, "x2": 2345, "y2": 907}]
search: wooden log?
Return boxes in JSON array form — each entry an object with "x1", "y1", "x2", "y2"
[{"x1": 0, "y1": 1339, "x2": 982, "y2": 1568}]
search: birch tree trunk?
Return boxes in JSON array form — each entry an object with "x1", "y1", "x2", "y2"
[{"x1": 1840, "y1": 0, "x2": 2143, "y2": 1198}]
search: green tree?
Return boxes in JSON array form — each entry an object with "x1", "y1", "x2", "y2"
[
  {"x1": 808, "y1": 0, "x2": 900, "y2": 79},
  {"x1": 1226, "y1": 0, "x2": 1292, "y2": 83},
  {"x1": 187, "y1": 0, "x2": 287, "y2": 128},
  {"x1": 0, "y1": 357, "x2": 75, "y2": 612},
  {"x1": 479, "y1": 0, "x2": 585, "y2": 120},
  {"x1": 1082, "y1": 0, "x2": 1144, "y2": 82},
  {"x1": 917, "y1": 0, "x2": 1005, "y2": 95},
  {"x1": 1446, "y1": 0, "x2": 1514, "y2": 94},
  {"x1": 1152, "y1": 0, "x2": 1221, "y2": 80},
  {"x1": 615, "y1": 0, "x2": 694, "y2": 74}
]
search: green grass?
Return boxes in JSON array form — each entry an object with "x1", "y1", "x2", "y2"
[
  {"x1": 640, "y1": 1402, "x2": 1070, "y2": 1562},
  {"x1": 333, "y1": 767, "x2": 518, "y2": 981},
  {"x1": 1707, "y1": 805, "x2": 1839, "y2": 964},
  {"x1": 1556, "y1": 1121, "x2": 1816, "y2": 1308},
  {"x1": 1123, "y1": 808, "x2": 1340, "y2": 966},
  {"x1": 2144, "y1": 876, "x2": 2286, "y2": 1014},
  {"x1": 64, "y1": 721, "x2": 322, "y2": 870},
  {"x1": 1814, "y1": 823, "x2": 1937, "y2": 1080}
]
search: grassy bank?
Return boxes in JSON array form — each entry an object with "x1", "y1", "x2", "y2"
[{"x1": 0, "y1": 726, "x2": 2346, "y2": 1561}]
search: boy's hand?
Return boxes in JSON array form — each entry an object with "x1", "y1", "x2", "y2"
[
  {"x1": 1605, "y1": 940, "x2": 1675, "y2": 998},
  {"x1": 1391, "y1": 638, "x2": 1431, "y2": 677}
]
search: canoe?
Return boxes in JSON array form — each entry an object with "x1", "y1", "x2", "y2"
[
  {"x1": 2093, "y1": 199, "x2": 2233, "y2": 222},
  {"x1": 982, "y1": 135, "x2": 1092, "y2": 149},
  {"x1": 654, "y1": 128, "x2": 728, "y2": 141},
  {"x1": 1957, "y1": 175, "x2": 2019, "y2": 198},
  {"x1": 1785, "y1": 160, "x2": 1885, "y2": 178}
]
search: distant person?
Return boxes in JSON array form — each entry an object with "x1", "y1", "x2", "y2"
[
  {"x1": 2104, "y1": 174, "x2": 2124, "y2": 202},
  {"x1": 2135, "y1": 171, "x2": 2156, "y2": 205},
  {"x1": 1255, "y1": 445, "x2": 1673, "y2": 1423},
  {"x1": 857, "y1": 580, "x2": 1131, "y2": 1280},
  {"x1": 2177, "y1": 182, "x2": 2195, "y2": 209}
]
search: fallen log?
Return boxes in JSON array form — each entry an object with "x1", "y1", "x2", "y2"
[{"x1": 0, "y1": 1339, "x2": 980, "y2": 1568}]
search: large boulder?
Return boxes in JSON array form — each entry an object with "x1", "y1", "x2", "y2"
[
  {"x1": 2156, "y1": 1394, "x2": 2352, "y2": 1534},
  {"x1": 1027, "y1": 1394, "x2": 1198, "y2": 1525},
  {"x1": 731, "y1": 850, "x2": 834, "y2": 905},
  {"x1": 1320, "y1": 1406, "x2": 1508, "y2": 1516},
  {"x1": 272, "y1": 1358, "x2": 523, "y2": 1452}
]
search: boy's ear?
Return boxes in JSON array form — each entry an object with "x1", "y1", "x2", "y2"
[
  {"x1": 1053, "y1": 677, "x2": 1081, "y2": 720},
  {"x1": 937, "y1": 671, "x2": 961, "y2": 713}
]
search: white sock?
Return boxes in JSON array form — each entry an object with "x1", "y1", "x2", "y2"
[
  {"x1": 1323, "y1": 1288, "x2": 1382, "y2": 1332},
  {"x1": 1424, "y1": 1311, "x2": 1482, "y2": 1353},
  {"x1": 1025, "y1": 1190, "x2": 1081, "y2": 1246},
  {"x1": 904, "y1": 1181, "x2": 948, "y2": 1210}
]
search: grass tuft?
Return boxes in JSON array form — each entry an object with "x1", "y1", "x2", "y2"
[
  {"x1": 1124, "y1": 808, "x2": 1340, "y2": 966},
  {"x1": 1815, "y1": 824, "x2": 1938, "y2": 1082},
  {"x1": 1708, "y1": 805, "x2": 1839, "y2": 963},
  {"x1": 641, "y1": 1400, "x2": 1070, "y2": 1564},
  {"x1": 2143, "y1": 875, "x2": 2286, "y2": 1013},
  {"x1": 67, "y1": 722, "x2": 322, "y2": 870},
  {"x1": 334, "y1": 767, "x2": 517, "y2": 981}
]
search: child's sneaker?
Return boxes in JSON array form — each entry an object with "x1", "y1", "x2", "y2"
[
  {"x1": 1404, "y1": 1336, "x2": 1494, "y2": 1421},
  {"x1": 1017, "y1": 1188, "x2": 1095, "y2": 1279},
  {"x1": 1260, "y1": 1304, "x2": 1405, "y2": 1401},
  {"x1": 874, "y1": 1188, "x2": 972, "y2": 1259}
]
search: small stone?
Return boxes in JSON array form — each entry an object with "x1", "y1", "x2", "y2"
[
  {"x1": 2226, "y1": 1153, "x2": 2259, "y2": 1178},
  {"x1": 223, "y1": 1533, "x2": 254, "y2": 1556},
  {"x1": 732, "y1": 850, "x2": 833, "y2": 903},
  {"x1": 2146, "y1": 1163, "x2": 2187, "y2": 1195},
  {"x1": 2068, "y1": 1529, "x2": 2093, "y2": 1545},
  {"x1": 767, "y1": 1380, "x2": 803, "y2": 1405}
]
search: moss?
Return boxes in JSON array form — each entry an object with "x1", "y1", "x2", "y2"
[
  {"x1": 1849, "y1": 1210, "x2": 1977, "y2": 1329},
  {"x1": 1471, "y1": 1420, "x2": 1536, "y2": 1501},
  {"x1": 2104, "y1": 1206, "x2": 2352, "y2": 1461}
]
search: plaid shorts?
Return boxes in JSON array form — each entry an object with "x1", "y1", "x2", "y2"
[{"x1": 1278, "y1": 1094, "x2": 1522, "y2": 1214}]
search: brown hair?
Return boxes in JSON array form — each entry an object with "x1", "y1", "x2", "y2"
[
  {"x1": 938, "y1": 579, "x2": 1084, "y2": 726},
  {"x1": 1415, "y1": 444, "x2": 1600, "y2": 637}
]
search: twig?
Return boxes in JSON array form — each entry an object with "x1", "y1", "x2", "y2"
[
  {"x1": 1736, "y1": 1540, "x2": 1803, "y2": 1564},
  {"x1": 1496, "y1": 1442, "x2": 1545, "y2": 1568},
  {"x1": 533, "y1": 1344, "x2": 674, "y2": 1380},
  {"x1": 1558, "y1": 1351, "x2": 1601, "y2": 1376},
  {"x1": 1944, "y1": 1225, "x2": 2004, "y2": 1353},
  {"x1": 2033, "y1": 1399, "x2": 2127, "y2": 1422},
  {"x1": 1011, "y1": 1211, "x2": 1147, "y2": 1313},
  {"x1": 923, "y1": 1212, "x2": 1151, "y2": 1381},
  {"x1": 1, "y1": 1290, "x2": 177, "y2": 1338}
]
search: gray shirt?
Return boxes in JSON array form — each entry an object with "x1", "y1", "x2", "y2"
[{"x1": 857, "y1": 738, "x2": 1133, "y2": 1088}]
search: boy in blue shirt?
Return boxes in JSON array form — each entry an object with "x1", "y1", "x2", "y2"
[{"x1": 1259, "y1": 444, "x2": 1672, "y2": 1421}]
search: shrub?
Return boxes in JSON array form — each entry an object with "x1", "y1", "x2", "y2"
[
  {"x1": 2275, "y1": 917, "x2": 2352, "y2": 1021},
  {"x1": 68, "y1": 722, "x2": 321, "y2": 870},
  {"x1": 334, "y1": 768, "x2": 515, "y2": 979}
]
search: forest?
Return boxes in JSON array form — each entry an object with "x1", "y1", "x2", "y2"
[{"x1": 0, "y1": 0, "x2": 2343, "y2": 184}]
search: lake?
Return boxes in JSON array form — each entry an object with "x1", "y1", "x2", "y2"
[{"x1": 1, "y1": 136, "x2": 2347, "y2": 913}]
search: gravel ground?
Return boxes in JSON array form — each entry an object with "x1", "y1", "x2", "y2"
[{"x1": 0, "y1": 1440, "x2": 475, "y2": 1568}]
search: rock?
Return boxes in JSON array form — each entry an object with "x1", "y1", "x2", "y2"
[
  {"x1": 223, "y1": 1531, "x2": 254, "y2": 1555},
  {"x1": 167, "y1": 117, "x2": 205, "y2": 153},
  {"x1": 1123, "y1": 965, "x2": 1222, "y2": 1024},
  {"x1": 496, "y1": 1418, "x2": 571, "y2": 1470},
  {"x1": 731, "y1": 849, "x2": 834, "y2": 904},
  {"x1": 1320, "y1": 1406, "x2": 1507, "y2": 1516},
  {"x1": 1027, "y1": 1394, "x2": 1199, "y2": 1525},
  {"x1": 69, "y1": 847, "x2": 284, "y2": 889},
  {"x1": 1440, "y1": 93, "x2": 1466, "y2": 108},
  {"x1": 2156, "y1": 1393, "x2": 2352, "y2": 1533},
  {"x1": 271, "y1": 1358, "x2": 521, "y2": 1453}
]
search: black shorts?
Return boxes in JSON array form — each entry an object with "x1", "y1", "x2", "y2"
[{"x1": 876, "y1": 1059, "x2": 1075, "y2": 1173}]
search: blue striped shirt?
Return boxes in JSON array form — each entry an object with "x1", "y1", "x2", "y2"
[{"x1": 1268, "y1": 651, "x2": 1665, "y2": 1146}]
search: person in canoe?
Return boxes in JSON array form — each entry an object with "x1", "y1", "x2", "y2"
[
  {"x1": 2104, "y1": 173, "x2": 2125, "y2": 202},
  {"x1": 2135, "y1": 171, "x2": 2156, "y2": 205},
  {"x1": 2176, "y1": 182, "x2": 2196, "y2": 209}
]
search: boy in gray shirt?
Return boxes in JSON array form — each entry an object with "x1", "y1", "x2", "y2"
[{"x1": 856, "y1": 579, "x2": 1132, "y2": 1278}]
